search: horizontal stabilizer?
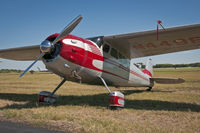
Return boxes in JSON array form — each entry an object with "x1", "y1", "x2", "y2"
[{"x1": 151, "y1": 78, "x2": 185, "y2": 84}]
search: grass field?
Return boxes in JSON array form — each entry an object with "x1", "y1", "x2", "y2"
[{"x1": 0, "y1": 68, "x2": 200, "y2": 133}]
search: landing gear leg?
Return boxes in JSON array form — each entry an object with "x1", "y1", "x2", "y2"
[
  {"x1": 99, "y1": 77, "x2": 125, "y2": 110},
  {"x1": 99, "y1": 77, "x2": 111, "y2": 94},
  {"x1": 38, "y1": 78, "x2": 66, "y2": 104},
  {"x1": 51, "y1": 78, "x2": 66, "y2": 96},
  {"x1": 146, "y1": 87, "x2": 152, "y2": 91}
]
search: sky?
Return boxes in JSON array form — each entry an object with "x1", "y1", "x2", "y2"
[{"x1": 0, "y1": 0, "x2": 200, "y2": 70}]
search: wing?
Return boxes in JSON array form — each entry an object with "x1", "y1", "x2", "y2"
[
  {"x1": 104, "y1": 24, "x2": 200, "y2": 58},
  {"x1": 0, "y1": 45, "x2": 40, "y2": 60}
]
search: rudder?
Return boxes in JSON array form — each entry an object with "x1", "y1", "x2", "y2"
[{"x1": 142, "y1": 58, "x2": 153, "y2": 77}]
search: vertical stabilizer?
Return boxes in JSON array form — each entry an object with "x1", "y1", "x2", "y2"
[{"x1": 142, "y1": 58, "x2": 153, "y2": 77}]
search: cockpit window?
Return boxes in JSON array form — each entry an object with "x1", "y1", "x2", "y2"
[
  {"x1": 103, "y1": 44, "x2": 110, "y2": 53},
  {"x1": 110, "y1": 48, "x2": 118, "y2": 59},
  {"x1": 87, "y1": 37, "x2": 103, "y2": 47}
]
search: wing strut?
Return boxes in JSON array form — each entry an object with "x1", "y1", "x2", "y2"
[{"x1": 99, "y1": 76, "x2": 111, "y2": 94}]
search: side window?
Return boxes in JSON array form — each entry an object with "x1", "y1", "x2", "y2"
[
  {"x1": 110, "y1": 48, "x2": 118, "y2": 59},
  {"x1": 103, "y1": 44, "x2": 110, "y2": 53}
]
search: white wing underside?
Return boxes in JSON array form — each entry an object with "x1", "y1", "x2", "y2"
[{"x1": 104, "y1": 23, "x2": 200, "y2": 59}]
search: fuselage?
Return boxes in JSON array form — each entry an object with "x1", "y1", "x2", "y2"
[{"x1": 42, "y1": 33, "x2": 152, "y2": 87}]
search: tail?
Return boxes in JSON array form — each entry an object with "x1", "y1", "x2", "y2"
[
  {"x1": 142, "y1": 59, "x2": 185, "y2": 85},
  {"x1": 142, "y1": 58, "x2": 153, "y2": 77}
]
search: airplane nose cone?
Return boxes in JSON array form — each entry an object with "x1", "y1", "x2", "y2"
[{"x1": 40, "y1": 40, "x2": 53, "y2": 53}]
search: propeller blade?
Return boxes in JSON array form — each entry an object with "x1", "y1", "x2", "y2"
[
  {"x1": 52, "y1": 15, "x2": 82, "y2": 45},
  {"x1": 19, "y1": 52, "x2": 44, "y2": 77}
]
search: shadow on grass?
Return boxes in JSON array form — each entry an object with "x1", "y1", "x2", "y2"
[
  {"x1": 121, "y1": 89, "x2": 175, "y2": 96},
  {"x1": 0, "y1": 91, "x2": 199, "y2": 112}
]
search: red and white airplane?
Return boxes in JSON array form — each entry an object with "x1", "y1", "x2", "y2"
[{"x1": 0, "y1": 16, "x2": 200, "y2": 109}]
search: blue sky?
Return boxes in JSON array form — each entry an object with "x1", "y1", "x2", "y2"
[{"x1": 0, "y1": 0, "x2": 200, "y2": 70}]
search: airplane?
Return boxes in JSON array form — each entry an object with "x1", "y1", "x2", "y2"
[{"x1": 0, "y1": 15, "x2": 199, "y2": 109}]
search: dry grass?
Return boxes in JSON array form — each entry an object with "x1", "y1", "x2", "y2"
[{"x1": 0, "y1": 68, "x2": 200, "y2": 133}]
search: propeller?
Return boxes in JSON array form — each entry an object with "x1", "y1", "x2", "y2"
[
  {"x1": 19, "y1": 53, "x2": 44, "y2": 77},
  {"x1": 19, "y1": 15, "x2": 83, "y2": 77},
  {"x1": 52, "y1": 15, "x2": 82, "y2": 45}
]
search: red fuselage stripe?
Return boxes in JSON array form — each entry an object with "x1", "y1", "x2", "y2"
[{"x1": 142, "y1": 69, "x2": 152, "y2": 77}]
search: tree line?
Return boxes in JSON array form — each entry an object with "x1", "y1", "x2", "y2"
[
  {"x1": 0, "y1": 69, "x2": 22, "y2": 73},
  {"x1": 0, "y1": 69, "x2": 36, "y2": 73},
  {"x1": 134, "y1": 62, "x2": 200, "y2": 68},
  {"x1": 153, "y1": 62, "x2": 200, "y2": 68}
]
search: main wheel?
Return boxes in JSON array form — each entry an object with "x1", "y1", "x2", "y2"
[
  {"x1": 146, "y1": 87, "x2": 152, "y2": 91},
  {"x1": 38, "y1": 91, "x2": 58, "y2": 104}
]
